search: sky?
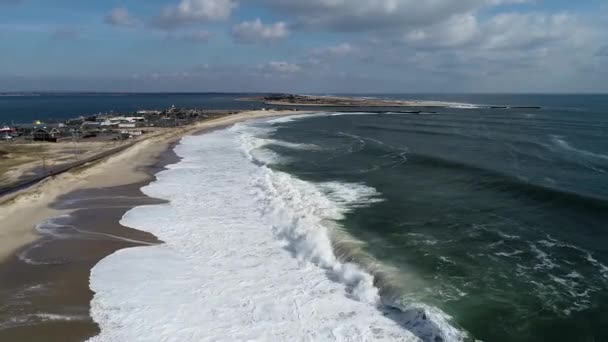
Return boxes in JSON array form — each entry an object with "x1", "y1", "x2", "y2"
[{"x1": 0, "y1": 0, "x2": 607, "y2": 93}]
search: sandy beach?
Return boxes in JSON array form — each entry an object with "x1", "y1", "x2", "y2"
[
  {"x1": 0, "y1": 182, "x2": 165, "y2": 341},
  {"x1": 0, "y1": 110, "x2": 300, "y2": 341},
  {"x1": 0, "y1": 110, "x2": 299, "y2": 260}
]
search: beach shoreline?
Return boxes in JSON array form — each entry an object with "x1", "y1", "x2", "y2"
[
  {"x1": 0, "y1": 110, "x2": 300, "y2": 262},
  {"x1": 0, "y1": 182, "x2": 166, "y2": 341},
  {"x1": 0, "y1": 109, "x2": 304, "y2": 341}
]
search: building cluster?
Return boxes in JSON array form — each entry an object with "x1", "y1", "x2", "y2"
[{"x1": 1, "y1": 107, "x2": 217, "y2": 143}]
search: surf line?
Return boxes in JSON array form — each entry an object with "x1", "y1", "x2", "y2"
[{"x1": 67, "y1": 225, "x2": 158, "y2": 246}]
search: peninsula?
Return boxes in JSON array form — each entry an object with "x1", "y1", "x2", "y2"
[{"x1": 240, "y1": 94, "x2": 541, "y2": 109}]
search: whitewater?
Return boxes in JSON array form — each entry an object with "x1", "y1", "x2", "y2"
[{"x1": 87, "y1": 119, "x2": 463, "y2": 342}]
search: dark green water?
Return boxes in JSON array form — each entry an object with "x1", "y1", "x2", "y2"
[{"x1": 265, "y1": 96, "x2": 608, "y2": 341}]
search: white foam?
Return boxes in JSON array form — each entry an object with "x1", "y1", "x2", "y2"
[
  {"x1": 0, "y1": 313, "x2": 89, "y2": 331},
  {"x1": 267, "y1": 112, "x2": 327, "y2": 123},
  {"x1": 330, "y1": 112, "x2": 378, "y2": 116},
  {"x1": 495, "y1": 250, "x2": 524, "y2": 258},
  {"x1": 551, "y1": 135, "x2": 608, "y2": 161},
  {"x1": 265, "y1": 138, "x2": 320, "y2": 151},
  {"x1": 33, "y1": 215, "x2": 73, "y2": 239},
  {"x1": 88, "y1": 120, "x2": 463, "y2": 342},
  {"x1": 529, "y1": 243, "x2": 559, "y2": 270},
  {"x1": 232, "y1": 122, "x2": 319, "y2": 165},
  {"x1": 446, "y1": 104, "x2": 482, "y2": 109}
]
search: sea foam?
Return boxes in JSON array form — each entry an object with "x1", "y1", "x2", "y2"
[{"x1": 88, "y1": 119, "x2": 460, "y2": 342}]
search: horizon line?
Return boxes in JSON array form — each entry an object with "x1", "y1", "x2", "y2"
[{"x1": 2, "y1": 91, "x2": 608, "y2": 96}]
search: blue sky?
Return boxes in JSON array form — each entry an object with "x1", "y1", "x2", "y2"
[{"x1": 0, "y1": 0, "x2": 607, "y2": 92}]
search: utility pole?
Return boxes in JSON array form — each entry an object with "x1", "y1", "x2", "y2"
[{"x1": 41, "y1": 152, "x2": 48, "y2": 176}]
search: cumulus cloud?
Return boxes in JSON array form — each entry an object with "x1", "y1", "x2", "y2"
[
  {"x1": 348, "y1": 9, "x2": 602, "y2": 91},
  {"x1": 153, "y1": 0, "x2": 236, "y2": 29},
  {"x1": 399, "y1": 11, "x2": 589, "y2": 52},
  {"x1": 258, "y1": 0, "x2": 527, "y2": 32},
  {"x1": 232, "y1": 19, "x2": 289, "y2": 44},
  {"x1": 403, "y1": 14, "x2": 478, "y2": 48},
  {"x1": 104, "y1": 8, "x2": 138, "y2": 27},
  {"x1": 479, "y1": 13, "x2": 579, "y2": 51},
  {"x1": 4, "y1": 0, "x2": 608, "y2": 93}
]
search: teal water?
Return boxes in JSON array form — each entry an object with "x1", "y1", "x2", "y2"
[{"x1": 263, "y1": 95, "x2": 608, "y2": 341}]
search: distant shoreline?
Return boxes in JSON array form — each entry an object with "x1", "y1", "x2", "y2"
[{"x1": 239, "y1": 94, "x2": 542, "y2": 109}]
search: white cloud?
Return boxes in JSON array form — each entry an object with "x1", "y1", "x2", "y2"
[
  {"x1": 232, "y1": 19, "x2": 289, "y2": 44},
  {"x1": 479, "y1": 13, "x2": 580, "y2": 51},
  {"x1": 104, "y1": 8, "x2": 138, "y2": 27},
  {"x1": 404, "y1": 14, "x2": 478, "y2": 48},
  {"x1": 153, "y1": 0, "x2": 237, "y2": 29},
  {"x1": 345, "y1": 9, "x2": 604, "y2": 92},
  {"x1": 259, "y1": 0, "x2": 528, "y2": 32},
  {"x1": 401, "y1": 11, "x2": 587, "y2": 52},
  {"x1": 7, "y1": 0, "x2": 608, "y2": 93}
]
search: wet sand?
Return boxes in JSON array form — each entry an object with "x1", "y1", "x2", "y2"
[
  {"x1": 0, "y1": 110, "x2": 300, "y2": 261},
  {"x1": 0, "y1": 147, "x2": 177, "y2": 342},
  {"x1": 0, "y1": 110, "x2": 302, "y2": 342}
]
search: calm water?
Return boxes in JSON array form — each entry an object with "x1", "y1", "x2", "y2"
[
  {"x1": 261, "y1": 95, "x2": 608, "y2": 341},
  {"x1": 0, "y1": 93, "x2": 263, "y2": 124}
]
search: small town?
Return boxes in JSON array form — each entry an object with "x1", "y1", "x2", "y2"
[
  {"x1": 1, "y1": 107, "x2": 233, "y2": 143},
  {"x1": 0, "y1": 106, "x2": 244, "y2": 194}
]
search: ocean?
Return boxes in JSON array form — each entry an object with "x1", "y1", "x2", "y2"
[
  {"x1": 5, "y1": 94, "x2": 608, "y2": 341},
  {"x1": 261, "y1": 100, "x2": 608, "y2": 341},
  {"x1": 0, "y1": 93, "x2": 262, "y2": 124}
]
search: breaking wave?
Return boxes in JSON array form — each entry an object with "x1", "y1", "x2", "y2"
[
  {"x1": 236, "y1": 123, "x2": 466, "y2": 341},
  {"x1": 88, "y1": 118, "x2": 466, "y2": 342}
]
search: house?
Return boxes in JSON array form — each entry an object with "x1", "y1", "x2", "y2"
[
  {"x1": 32, "y1": 128, "x2": 61, "y2": 142},
  {"x1": 137, "y1": 110, "x2": 161, "y2": 115},
  {"x1": 122, "y1": 130, "x2": 143, "y2": 137},
  {"x1": 1, "y1": 126, "x2": 16, "y2": 140},
  {"x1": 82, "y1": 121, "x2": 102, "y2": 129},
  {"x1": 125, "y1": 117, "x2": 146, "y2": 125},
  {"x1": 16, "y1": 123, "x2": 64, "y2": 136},
  {"x1": 102, "y1": 116, "x2": 146, "y2": 128}
]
